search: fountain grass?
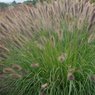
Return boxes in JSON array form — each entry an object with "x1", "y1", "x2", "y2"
[
  {"x1": 0, "y1": 0, "x2": 95, "y2": 95},
  {"x1": 1, "y1": 21, "x2": 95, "y2": 95}
]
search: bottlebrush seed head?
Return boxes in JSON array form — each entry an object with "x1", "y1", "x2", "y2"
[
  {"x1": 67, "y1": 72, "x2": 75, "y2": 81},
  {"x1": 40, "y1": 92, "x2": 46, "y2": 95},
  {"x1": 12, "y1": 64, "x2": 22, "y2": 71},
  {"x1": 41, "y1": 83, "x2": 48, "y2": 89},
  {"x1": 10, "y1": 73, "x2": 22, "y2": 79},
  {"x1": 58, "y1": 53, "x2": 67, "y2": 63},
  {"x1": 31, "y1": 63, "x2": 39, "y2": 68},
  {"x1": 3, "y1": 67, "x2": 15, "y2": 74},
  {"x1": 50, "y1": 36, "x2": 55, "y2": 48},
  {"x1": 88, "y1": 33, "x2": 95, "y2": 43},
  {"x1": 35, "y1": 41, "x2": 45, "y2": 50},
  {"x1": 57, "y1": 30, "x2": 63, "y2": 41},
  {"x1": 89, "y1": 74, "x2": 95, "y2": 81}
]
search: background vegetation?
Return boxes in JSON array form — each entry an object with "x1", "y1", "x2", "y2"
[{"x1": 0, "y1": 0, "x2": 95, "y2": 9}]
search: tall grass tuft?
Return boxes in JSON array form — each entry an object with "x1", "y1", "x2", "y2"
[{"x1": 0, "y1": 0, "x2": 95, "y2": 95}]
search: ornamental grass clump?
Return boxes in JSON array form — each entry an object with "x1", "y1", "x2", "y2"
[{"x1": 0, "y1": 0, "x2": 95, "y2": 95}]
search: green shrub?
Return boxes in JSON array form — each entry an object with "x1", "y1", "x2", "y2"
[{"x1": 0, "y1": 2, "x2": 8, "y2": 9}]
